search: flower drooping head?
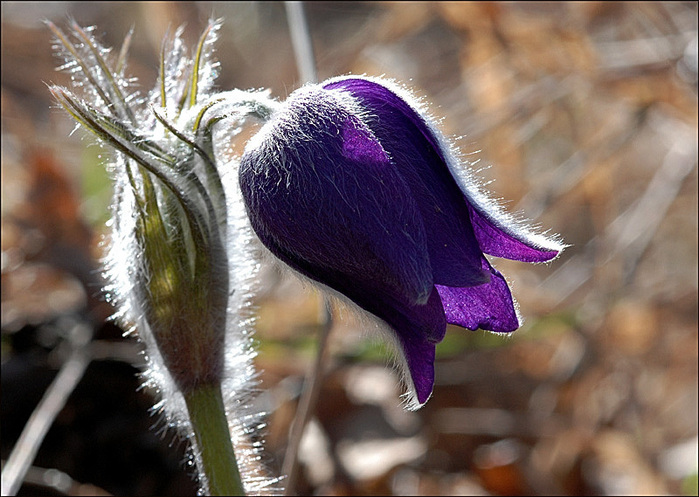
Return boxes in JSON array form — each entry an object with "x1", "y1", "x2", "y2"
[{"x1": 239, "y1": 75, "x2": 565, "y2": 408}]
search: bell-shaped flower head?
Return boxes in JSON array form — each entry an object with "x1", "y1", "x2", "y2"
[{"x1": 239, "y1": 75, "x2": 565, "y2": 409}]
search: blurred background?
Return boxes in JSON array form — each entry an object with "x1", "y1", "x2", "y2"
[{"x1": 1, "y1": 2, "x2": 697, "y2": 495}]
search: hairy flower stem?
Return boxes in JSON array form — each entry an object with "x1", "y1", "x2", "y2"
[{"x1": 184, "y1": 383, "x2": 245, "y2": 496}]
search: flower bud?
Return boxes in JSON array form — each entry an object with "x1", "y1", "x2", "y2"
[{"x1": 49, "y1": 20, "x2": 282, "y2": 493}]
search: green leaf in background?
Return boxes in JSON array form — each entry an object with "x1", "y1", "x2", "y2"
[
  {"x1": 682, "y1": 472, "x2": 698, "y2": 496},
  {"x1": 80, "y1": 145, "x2": 113, "y2": 228}
]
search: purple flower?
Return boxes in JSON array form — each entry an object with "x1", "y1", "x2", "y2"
[{"x1": 239, "y1": 75, "x2": 564, "y2": 407}]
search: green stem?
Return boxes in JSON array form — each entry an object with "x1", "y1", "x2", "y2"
[{"x1": 184, "y1": 383, "x2": 245, "y2": 496}]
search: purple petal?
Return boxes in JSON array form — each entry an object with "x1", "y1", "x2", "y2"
[
  {"x1": 239, "y1": 85, "x2": 435, "y2": 306},
  {"x1": 384, "y1": 286, "x2": 447, "y2": 344},
  {"x1": 240, "y1": 85, "x2": 451, "y2": 407},
  {"x1": 324, "y1": 77, "x2": 490, "y2": 287},
  {"x1": 399, "y1": 335, "x2": 436, "y2": 405},
  {"x1": 385, "y1": 287, "x2": 446, "y2": 405},
  {"x1": 467, "y1": 202, "x2": 561, "y2": 263},
  {"x1": 436, "y1": 257, "x2": 519, "y2": 333},
  {"x1": 262, "y1": 229, "x2": 445, "y2": 405},
  {"x1": 325, "y1": 76, "x2": 563, "y2": 265}
]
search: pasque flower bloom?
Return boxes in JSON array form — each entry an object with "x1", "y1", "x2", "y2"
[{"x1": 239, "y1": 75, "x2": 565, "y2": 408}]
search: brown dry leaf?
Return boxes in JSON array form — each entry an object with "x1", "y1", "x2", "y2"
[
  {"x1": 437, "y1": 1, "x2": 502, "y2": 34},
  {"x1": 473, "y1": 439, "x2": 529, "y2": 495},
  {"x1": 1, "y1": 261, "x2": 86, "y2": 331},
  {"x1": 580, "y1": 157, "x2": 617, "y2": 235},
  {"x1": 374, "y1": 2, "x2": 436, "y2": 43},
  {"x1": 255, "y1": 282, "x2": 321, "y2": 340},
  {"x1": 24, "y1": 151, "x2": 93, "y2": 249},
  {"x1": 464, "y1": 41, "x2": 515, "y2": 114},
  {"x1": 498, "y1": 8, "x2": 569, "y2": 76},
  {"x1": 603, "y1": 298, "x2": 659, "y2": 355},
  {"x1": 585, "y1": 430, "x2": 669, "y2": 495},
  {"x1": 600, "y1": 71, "x2": 699, "y2": 119},
  {"x1": 1, "y1": 149, "x2": 104, "y2": 328},
  {"x1": 530, "y1": 428, "x2": 588, "y2": 489}
]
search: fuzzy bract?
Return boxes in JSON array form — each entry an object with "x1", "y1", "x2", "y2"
[{"x1": 239, "y1": 75, "x2": 565, "y2": 408}]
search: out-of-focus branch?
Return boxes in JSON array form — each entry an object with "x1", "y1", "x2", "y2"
[
  {"x1": 285, "y1": 1, "x2": 318, "y2": 85},
  {"x1": 1, "y1": 322, "x2": 93, "y2": 496}
]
